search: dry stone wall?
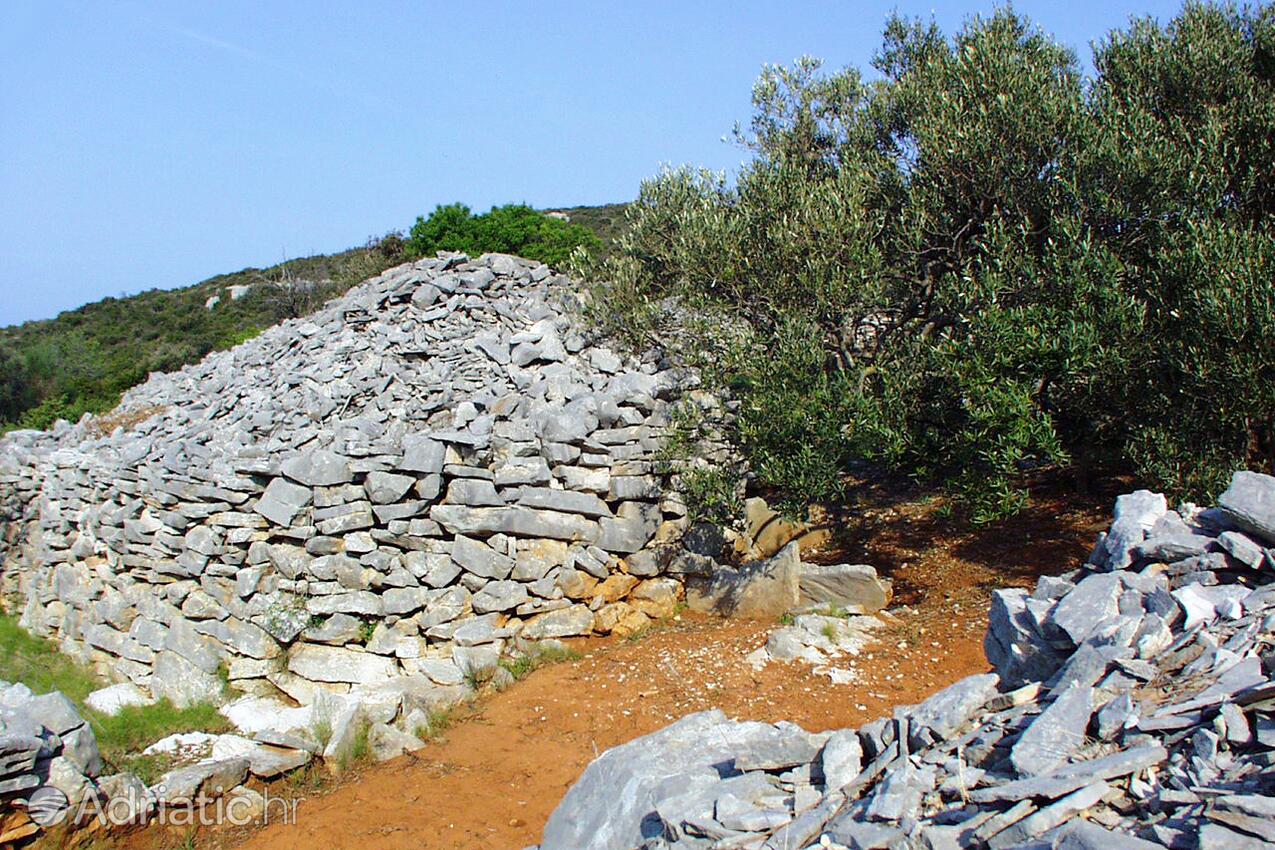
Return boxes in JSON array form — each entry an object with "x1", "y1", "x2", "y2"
[{"x1": 0, "y1": 252, "x2": 716, "y2": 709}]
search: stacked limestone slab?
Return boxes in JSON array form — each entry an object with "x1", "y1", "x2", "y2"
[
  {"x1": 0, "y1": 682, "x2": 102, "y2": 841},
  {"x1": 0, "y1": 252, "x2": 707, "y2": 710},
  {"x1": 536, "y1": 471, "x2": 1275, "y2": 850}
]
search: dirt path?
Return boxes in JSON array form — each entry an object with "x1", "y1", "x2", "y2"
[{"x1": 118, "y1": 485, "x2": 1108, "y2": 850}]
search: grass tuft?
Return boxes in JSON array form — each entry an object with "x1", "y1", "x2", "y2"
[{"x1": 498, "y1": 645, "x2": 581, "y2": 682}]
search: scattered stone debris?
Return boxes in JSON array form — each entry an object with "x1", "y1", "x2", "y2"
[
  {"x1": 534, "y1": 471, "x2": 1275, "y2": 850},
  {"x1": 746, "y1": 613, "x2": 884, "y2": 685}
]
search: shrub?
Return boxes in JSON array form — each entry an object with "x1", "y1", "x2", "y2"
[
  {"x1": 594, "y1": 2, "x2": 1275, "y2": 519},
  {"x1": 407, "y1": 203, "x2": 603, "y2": 267}
]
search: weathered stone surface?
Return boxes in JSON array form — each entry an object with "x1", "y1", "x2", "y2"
[
  {"x1": 1051, "y1": 573, "x2": 1122, "y2": 646},
  {"x1": 596, "y1": 502, "x2": 660, "y2": 553},
  {"x1": 254, "y1": 477, "x2": 312, "y2": 526},
  {"x1": 155, "y1": 757, "x2": 249, "y2": 802},
  {"x1": 686, "y1": 542, "x2": 801, "y2": 618},
  {"x1": 151, "y1": 650, "x2": 225, "y2": 708},
  {"x1": 472, "y1": 580, "x2": 528, "y2": 613},
  {"x1": 541, "y1": 711, "x2": 761, "y2": 850},
  {"x1": 85, "y1": 682, "x2": 154, "y2": 716},
  {"x1": 908, "y1": 673, "x2": 999, "y2": 746},
  {"x1": 451, "y1": 535, "x2": 514, "y2": 579},
  {"x1": 1218, "y1": 470, "x2": 1275, "y2": 543},
  {"x1": 399, "y1": 435, "x2": 445, "y2": 474},
  {"x1": 280, "y1": 450, "x2": 352, "y2": 487},
  {"x1": 431, "y1": 505, "x2": 599, "y2": 542},
  {"x1": 819, "y1": 730, "x2": 862, "y2": 791},
  {"x1": 522, "y1": 605, "x2": 594, "y2": 639},
  {"x1": 364, "y1": 471, "x2": 416, "y2": 505},
  {"x1": 1011, "y1": 685, "x2": 1095, "y2": 776},
  {"x1": 516, "y1": 487, "x2": 611, "y2": 518},
  {"x1": 287, "y1": 644, "x2": 397, "y2": 685},
  {"x1": 445, "y1": 478, "x2": 504, "y2": 507},
  {"x1": 796, "y1": 563, "x2": 891, "y2": 613}
]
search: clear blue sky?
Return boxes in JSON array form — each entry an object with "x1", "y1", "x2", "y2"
[{"x1": 2, "y1": 0, "x2": 1184, "y2": 326}]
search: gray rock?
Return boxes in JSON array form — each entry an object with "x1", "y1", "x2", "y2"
[
  {"x1": 1054, "y1": 821, "x2": 1165, "y2": 850},
  {"x1": 364, "y1": 471, "x2": 416, "y2": 505},
  {"x1": 1010, "y1": 686, "x2": 1095, "y2": 776},
  {"x1": 908, "y1": 673, "x2": 999, "y2": 747},
  {"x1": 287, "y1": 644, "x2": 397, "y2": 684},
  {"x1": 254, "y1": 477, "x2": 312, "y2": 526},
  {"x1": 151, "y1": 650, "x2": 225, "y2": 708},
  {"x1": 400, "y1": 435, "x2": 445, "y2": 474},
  {"x1": 797, "y1": 563, "x2": 891, "y2": 614},
  {"x1": 595, "y1": 502, "x2": 661, "y2": 554},
  {"x1": 1051, "y1": 573, "x2": 1122, "y2": 646},
  {"x1": 686, "y1": 542, "x2": 801, "y2": 618},
  {"x1": 541, "y1": 711, "x2": 787, "y2": 850},
  {"x1": 1217, "y1": 530, "x2": 1265, "y2": 568},
  {"x1": 280, "y1": 450, "x2": 352, "y2": 487},
  {"x1": 154, "y1": 756, "x2": 249, "y2": 802},
  {"x1": 818, "y1": 730, "x2": 863, "y2": 791},
  {"x1": 516, "y1": 487, "x2": 611, "y2": 518},
  {"x1": 472, "y1": 580, "x2": 529, "y2": 613},
  {"x1": 431, "y1": 505, "x2": 600, "y2": 542},
  {"x1": 446, "y1": 478, "x2": 504, "y2": 507},
  {"x1": 451, "y1": 535, "x2": 515, "y2": 580},
  {"x1": 1218, "y1": 470, "x2": 1275, "y2": 543},
  {"x1": 1099, "y1": 490, "x2": 1167, "y2": 570},
  {"x1": 522, "y1": 605, "x2": 594, "y2": 639},
  {"x1": 865, "y1": 762, "x2": 934, "y2": 822}
]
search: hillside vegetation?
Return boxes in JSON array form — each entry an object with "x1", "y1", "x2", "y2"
[
  {"x1": 0, "y1": 204, "x2": 623, "y2": 431},
  {"x1": 589, "y1": 2, "x2": 1275, "y2": 520}
]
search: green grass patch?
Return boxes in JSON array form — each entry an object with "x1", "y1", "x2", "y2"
[
  {"x1": 336, "y1": 720, "x2": 373, "y2": 773},
  {"x1": 92, "y1": 700, "x2": 230, "y2": 767},
  {"x1": 0, "y1": 613, "x2": 100, "y2": 702},
  {"x1": 413, "y1": 705, "x2": 460, "y2": 742},
  {"x1": 498, "y1": 644, "x2": 581, "y2": 682}
]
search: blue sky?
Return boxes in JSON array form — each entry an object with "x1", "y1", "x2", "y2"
[{"x1": 1, "y1": 0, "x2": 1184, "y2": 326}]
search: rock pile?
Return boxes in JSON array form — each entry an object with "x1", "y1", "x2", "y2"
[
  {"x1": 745, "y1": 612, "x2": 883, "y2": 685},
  {"x1": 0, "y1": 252, "x2": 717, "y2": 714},
  {"x1": 0, "y1": 682, "x2": 101, "y2": 842},
  {"x1": 535, "y1": 471, "x2": 1275, "y2": 850}
]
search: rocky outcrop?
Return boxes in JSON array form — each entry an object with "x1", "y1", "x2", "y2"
[
  {"x1": 0, "y1": 252, "x2": 724, "y2": 710},
  {"x1": 534, "y1": 471, "x2": 1275, "y2": 850},
  {"x1": 0, "y1": 682, "x2": 102, "y2": 841},
  {"x1": 685, "y1": 543, "x2": 891, "y2": 619}
]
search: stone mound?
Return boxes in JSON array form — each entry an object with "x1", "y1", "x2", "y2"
[
  {"x1": 535, "y1": 471, "x2": 1275, "y2": 850},
  {"x1": 0, "y1": 252, "x2": 704, "y2": 709}
]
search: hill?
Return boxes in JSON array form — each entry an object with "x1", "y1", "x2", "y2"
[{"x1": 0, "y1": 203, "x2": 628, "y2": 431}]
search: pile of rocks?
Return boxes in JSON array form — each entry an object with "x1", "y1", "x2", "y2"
[
  {"x1": 0, "y1": 682, "x2": 102, "y2": 842},
  {"x1": 534, "y1": 471, "x2": 1275, "y2": 850},
  {"x1": 0, "y1": 253, "x2": 726, "y2": 715},
  {"x1": 745, "y1": 612, "x2": 884, "y2": 685}
]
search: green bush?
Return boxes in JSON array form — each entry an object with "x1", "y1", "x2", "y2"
[
  {"x1": 407, "y1": 203, "x2": 603, "y2": 267},
  {"x1": 593, "y1": 2, "x2": 1275, "y2": 518}
]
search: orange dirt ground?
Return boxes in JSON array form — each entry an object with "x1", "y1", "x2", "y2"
[{"x1": 107, "y1": 483, "x2": 1111, "y2": 850}]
